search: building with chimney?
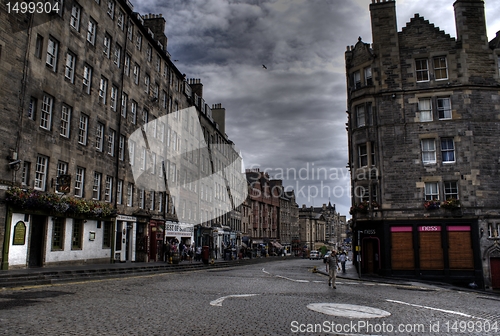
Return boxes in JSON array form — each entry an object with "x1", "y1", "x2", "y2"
[
  {"x1": 0, "y1": 0, "x2": 245, "y2": 269},
  {"x1": 346, "y1": 0, "x2": 500, "y2": 289}
]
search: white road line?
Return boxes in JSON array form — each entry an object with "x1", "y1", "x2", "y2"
[
  {"x1": 210, "y1": 294, "x2": 259, "y2": 307},
  {"x1": 275, "y1": 275, "x2": 309, "y2": 282},
  {"x1": 386, "y1": 299, "x2": 485, "y2": 319}
]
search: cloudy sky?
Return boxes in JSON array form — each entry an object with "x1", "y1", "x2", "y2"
[{"x1": 132, "y1": 0, "x2": 500, "y2": 218}]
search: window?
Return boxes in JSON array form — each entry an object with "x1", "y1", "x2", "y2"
[
  {"x1": 34, "y1": 155, "x2": 48, "y2": 190},
  {"x1": 108, "y1": 129, "x2": 115, "y2": 156},
  {"x1": 75, "y1": 167, "x2": 85, "y2": 197},
  {"x1": 46, "y1": 37, "x2": 58, "y2": 72},
  {"x1": 72, "y1": 220, "x2": 83, "y2": 250},
  {"x1": 28, "y1": 97, "x2": 37, "y2": 120},
  {"x1": 60, "y1": 105, "x2": 71, "y2": 138},
  {"x1": 415, "y1": 59, "x2": 429, "y2": 82},
  {"x1": 146, "y1": 44, "x2": 152, "y2": 62},
  {"x1": 127, "y1": 183, "x2": 134, "y2": 206},
  {"x1": 441, "y1": 138, "x2": 455, "y2": 163},
  {"x1": 52, "y1": 218, "x2": 65, "y2": 250},
  {"x1": 356, "y1": 105, "x2": 365, "y2": 128},
  {"x1": 119, "y1": 134, "x2": 125, "y2": 160},
  {"x1": 364, "y1": 67, "x2": 372, "y2": 86},
  {"x1": 103, "y1": 34, "x2": 111, "y2": 58},
  {"x1": 159, "y1": 156, "x2": 164, "y2": 177},
  {"x1": 424, "y1": 182, "x2": 439, "y2": 201},
  {"x1": 140, "y1": 147, "x2": 146, "y2": 170},
  {"x1": 437, "y1": 97, "x2": 452, "y2": 119},
  {"x1": 127, "y1": 23, "x2": 133, "y2": 41},
  {"x1": 96, "y1": 122, "x2": 104, "y2": 151},
  {"x1": 87, "y1": 18, "x2": 97, "y2": 45},
  {"x1": 121, "y1": 92, "x2": 127, "y2": 118},
  {"x1": 151, "y1": 152, "x2": 156, "y2": 175},
  {"x1": 56, "y1": 161, "x2": 68, "y2": 192},
  {"x1": 150, "y1": 191, "x2": 155, "y2": 211},
  {"x1": 136, "y1": 33, "x2": 142, "y2": 51},
  {"x1": 83, "y1": 64, "x2": 92, "y2": 94},
  {"x1": 418, "y1": 98, "x2": 432, "y2": 122},
  {"x1": 35, "y1": 34, "x2": 43, "y2": 59},
  {"x1": 142, "y1": 109, "x2": 148, "y2": 130},
  {"x1": 70, "y1": 4, "x2": 81, "y2": 30},
  {"x1": 158, "y1": 192, "x2": 163, "y2": 212},
  {"x1": 353, "y1": 71, "x2": 361, "y2": 89},
  {"x1": 128, "y1": 140, "x2": 135, "y2": 166},
  {"x1": 421, "y1": 139, "x2": 436, "y2": 164},
  {"x1": 358, "y1": 144, "x2": 367, "y2": 168},
  {"x1": 162, "y1": 90, "x2": 167, "y2": 109},
  {"x1": 433, "y1": 56, "x2": 448, "y2": 80},
  {"x1": 103, "y1": 221, "x2": 112, "y2": 248},
  {"x1": 133, "y1": 63, "x2": 140, "y2": 85},
  {"x1": 130, "y1": 100, "x2": 137, "y2": 124},
  {"x1": 99, "y1": 77, "x2": 108, "y2": 104},
  {"x1": 444, "y1": 181, "x2": 458, "y2": 200},
  {"x1": 110, "y1": 85, "x2": 118, "y2": 111},
  {"x1": 117, "y1": 179, "x2": 123, "y2": 204},
  {"x1": 113, "y1": 44, "x2": 121, "y2": 67},
  {"x1": 153, "y1": 83, "x2": 159, "y2": 100},
  {"x1": 144, "y1": 74, "x2": 150, "y2": 94},
  {"x1": 156, "y1": 54, "x2": 161, "y2": 72},
  {"x1": 21, "y1": 162, "x2": 30, "y2": 186},
  {"x1": 107, "y1": 0, "x2": 115, "y2": 19},
  {"x1": 78, "y1": 113, "x2": 88, "y2": 145},
  {"x1": 65, "y1": 51, "x2": 76, "y2": 83},
  {"x1": 159, "y1": 122, "x2": 165, "y2": 142},
  {"x1": 40, "y1": 94, "x2": 53, "y2": 130},
  {"x1": 117, "y1": 10, "x2": 124, "y2": 30},
  {"x1": 124, "y1": 54, "x2": 130, "y2": 76},
  {"x1": 93, "y1": 172, "x2": 102, "y2": 200},
  {"x1": 139, "y1": 189, "x2": 145, "y2": 208}
]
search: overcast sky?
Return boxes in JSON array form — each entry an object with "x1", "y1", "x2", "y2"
[{"x1": 132, "y1": 0, "x2": 500, "y2": 218}]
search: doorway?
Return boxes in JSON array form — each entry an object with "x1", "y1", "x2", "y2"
[
  {"x1": 362, "y1": 238, "x2": 380, "y2": 274},
  {"x1": 491, "y1": 258, "x2": 500, "y2": 289},
  {"x1": 28, "y1": 215, "x2": 45, "y2": 268}
]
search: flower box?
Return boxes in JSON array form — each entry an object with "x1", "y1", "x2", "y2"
[
  {"x1": 440, "y1": 198, "x2": 460, "y2": 210},
  {"x1": 424, "y1": 200, "x2": 440, "y2": 210}
]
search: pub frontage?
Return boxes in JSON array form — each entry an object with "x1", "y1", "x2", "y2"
[{"x1": 352, "y1": 219, "x2": 482, "y2": 287}]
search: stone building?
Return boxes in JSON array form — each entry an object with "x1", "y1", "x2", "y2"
[
  {"x1": 298, "y1": 205, "x2": 326, "y2": 252},
  {"x1": 0, "y1": 0, "x2": 244, "y2": 269},
  {"x1": 245, "y1": 169, "x2": 281, "y2": 254},
  {"x1": 286, "y1": 191, "x2": 300, "y2": 256},
  {"x1": 346, "y1": 0, "x2": 500, "y2": 289}
]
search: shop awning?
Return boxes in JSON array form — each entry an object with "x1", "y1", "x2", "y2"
[{"x1": 272, "y1": 241, "x2": 283, "y2": 249}]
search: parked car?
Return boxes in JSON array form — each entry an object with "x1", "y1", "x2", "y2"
[
  {"x1": 309, "y1": 250, "x2": 320, "y2": 260},
  {"x1": 323, "y1": 251, "x2": 332, "y2": 263}
]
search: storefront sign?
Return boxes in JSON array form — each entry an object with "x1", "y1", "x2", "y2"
[
  {"x1": 13, "y1": 221, "x2": 26, "y2": 245},
  {"x1": 363, "y1": 230, "x2": 376, "y2": 235},
  {"x1": 116, "y1": 215, "x2": 137, "y2": 222},
  {"x1": 165, "y1": 223, "x2": 193, "y2": 237},
  {"x1": 419, "y1": 226, "x2": 441, "y2": 231}
]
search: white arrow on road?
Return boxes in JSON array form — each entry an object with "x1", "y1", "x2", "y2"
[{"x1": 210, "y1": 294, "x2": 259, "y2": 307}]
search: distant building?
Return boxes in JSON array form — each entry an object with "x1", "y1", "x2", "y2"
[
  {"x1": 346, "y1": 0, "x2": 500, "y2": 289},
  {"x1": 298, "y1": 205, "x2": 326, "y2": 251}
]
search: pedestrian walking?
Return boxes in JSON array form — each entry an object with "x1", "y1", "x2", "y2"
[
  {"x1": 339, "y1": 251, "x2": 347, "y2": 274},
  {"x1": 326, "y1": 250, "x2": 340, "y2": 289}
]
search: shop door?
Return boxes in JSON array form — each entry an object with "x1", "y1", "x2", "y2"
[
  {"x1": 491, "y1": 258, "x2": 500, "y2": 289},
  {"x1": 364, "y1": 240, "x2": 374, "y2": 274},
  {"x1": 28, "y1": 215, "x2": 45, "y2": 268}
]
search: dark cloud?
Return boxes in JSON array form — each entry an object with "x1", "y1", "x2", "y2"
[{"x1": 133, "y1": 0, "x2": 500, "y2": 217}]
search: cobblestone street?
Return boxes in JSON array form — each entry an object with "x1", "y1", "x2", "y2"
[{"x1": 1, "y1": 258, "x2": 499, "y2": 335}]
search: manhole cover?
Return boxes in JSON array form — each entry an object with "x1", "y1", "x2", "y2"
[{"x1": 307, "y1": 303, "x2": 391, "y2": 318}]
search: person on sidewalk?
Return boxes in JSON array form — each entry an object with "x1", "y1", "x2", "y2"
[
  {"x1": 339, "y1": 251, "x2": 347, "y2": 274},
  {"x1": 326, "y1": 250, "x2": 340, "y2": 289}
]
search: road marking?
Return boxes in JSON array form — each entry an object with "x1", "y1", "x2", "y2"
[
  {"x1": 210, "y1": 294, "x2": 259, "y2": 307},
  {"x1": 386, "y1": 299, "x2": 485, "y2": 319},
  {"x1": 308, "y1": 303, "x2": 391, "y2": 318}
]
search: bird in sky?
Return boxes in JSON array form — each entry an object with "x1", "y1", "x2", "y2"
[{"x1": 262, "y1": 64, "x2": 267, "y2": 69}]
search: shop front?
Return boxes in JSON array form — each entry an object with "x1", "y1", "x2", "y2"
[{"x1": 115, "y1": 215, "x2": 137, "y2": 263}]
